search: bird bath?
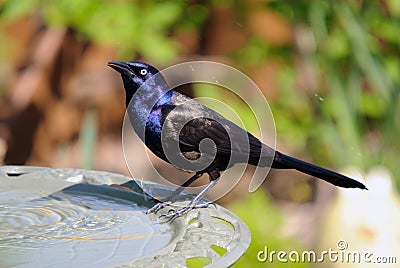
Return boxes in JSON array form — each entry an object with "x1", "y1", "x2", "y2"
[{"x1": 0, "y1": 166, "x2": 250, "y2": 267}]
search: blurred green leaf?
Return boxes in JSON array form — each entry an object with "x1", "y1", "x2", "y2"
[
  {"x1": 0, "y1": 0, "x2": 38, "y2": 21},
  {"x1": 387, "y1": 0, "x2": 400, "y2": 16},
  {"x1": 323, "y1": 29, "x2": 350, "y2": 59},
  {"x1": 0, "y1": 0, "x2": 190, "y2": 64}
]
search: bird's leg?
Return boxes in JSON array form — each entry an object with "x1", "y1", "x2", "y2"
[
  {"x1": 161, "y1": 169, "x2": 220, "y2": 219},
  {"x1": 161, "y1": 178, "x2": 219, "y2": 219},
  {"x1": 146, "y1": 172, "x2": 203, "y2": 214}
]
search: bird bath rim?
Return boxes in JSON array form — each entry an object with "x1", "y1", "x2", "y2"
[{"x1": 0, "y1": 165, "x2": 251, "y2": 267}]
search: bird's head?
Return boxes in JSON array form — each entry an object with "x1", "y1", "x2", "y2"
[
  {"x1": 107, "y1": 61, "x2": 160, "y2": 88},
  {"x1": 107, "y1": 61, "x2": 167, "y2": 107}
]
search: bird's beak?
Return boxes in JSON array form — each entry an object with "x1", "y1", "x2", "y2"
[{"x1": 107, "y1": 61, "x2": 131, "y2": 74}]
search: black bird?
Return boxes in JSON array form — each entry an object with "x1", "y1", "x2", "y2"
[{"x1": 108, "y1": 61, "x2": 367, "y2": 217}]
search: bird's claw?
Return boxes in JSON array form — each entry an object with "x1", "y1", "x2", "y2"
[
  {"x1": 146, "y1": 200, "x2": 173, "y2": 214},
  {"x1": 159, "y1": 201, "x2": 214, "y2": 219}
]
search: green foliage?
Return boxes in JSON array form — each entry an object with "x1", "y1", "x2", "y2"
[
  {"x1": 274, "y1": 67, "x2": 314, "y2": 149},
  {"x1": 229, "y1": 190, "x2": 308, "y2": 267},
  {"x1": 0, "y1": 0, "x2": 207, "y2": 64},
  {"x1": 251, "y1": 0, "x2": 400, "y2": 184},
  {"x1": 233, "y1": 37, "x2": 271, "y2": 66}
]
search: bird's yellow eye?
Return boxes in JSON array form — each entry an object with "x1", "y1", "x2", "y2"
[{"x1": 139, "y1": 69, "x2": 148, "y2": 76}]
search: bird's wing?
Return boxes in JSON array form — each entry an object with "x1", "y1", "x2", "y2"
[
  {"x1": 159, "y1": 96, "x2": 266, "y2": 158},
  {"x1": 179, "y1": 117, "x2": 232, "y2": 153}
]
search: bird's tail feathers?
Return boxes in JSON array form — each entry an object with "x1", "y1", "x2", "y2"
[{"x1": 272, "y1": 151, "x2": 367, "y2": 190}]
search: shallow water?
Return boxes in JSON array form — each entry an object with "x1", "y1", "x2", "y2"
[{"x1": 0, "y1": 190, "x2": 172, "y2": 267}]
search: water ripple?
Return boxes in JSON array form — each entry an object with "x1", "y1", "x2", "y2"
[{"x1": 0, "y1": 191, "x2": 172, "y2": 266}]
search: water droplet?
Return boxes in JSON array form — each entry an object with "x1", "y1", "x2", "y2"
[
  {"x1": 314, "y1": 93, "x2": 324, "y2": 101},
  {"x1": 212, "y1": 76, "x2": 219, "y2": 84}
]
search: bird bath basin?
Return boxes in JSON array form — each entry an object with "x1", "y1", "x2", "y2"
[{"x1": 0, "y1": 166, "x2": 250, "y2": 267}]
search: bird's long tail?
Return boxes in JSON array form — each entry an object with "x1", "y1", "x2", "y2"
[{"x1": 272, "y1": 151, "x2": 367, "y2": 189}]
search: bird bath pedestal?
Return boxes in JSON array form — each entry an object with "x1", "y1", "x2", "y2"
[{"x1": 0, "y1": 166, "x2": 250, "y2": 267}]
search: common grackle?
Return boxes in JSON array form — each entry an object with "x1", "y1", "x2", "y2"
[{"x1": 108, "y1": 61, "x2": 367, "y2": 218}]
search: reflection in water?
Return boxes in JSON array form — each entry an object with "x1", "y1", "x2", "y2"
[{"x1": 0, "y1": 189, "x2": 172, "y2": 267}]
